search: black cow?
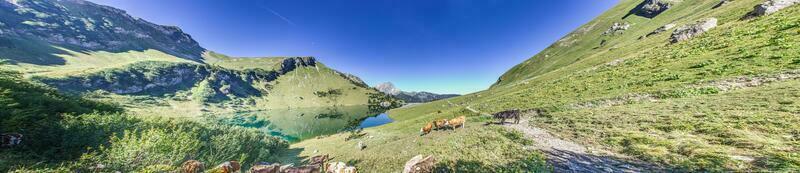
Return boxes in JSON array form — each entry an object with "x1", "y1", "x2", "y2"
[{"x1": 492, "y1": 110, "x2": 521, "y2": 124}]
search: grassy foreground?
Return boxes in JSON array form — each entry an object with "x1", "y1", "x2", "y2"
[{"x1": 290, "y1": 0, "x2": 800, "y2": 172}]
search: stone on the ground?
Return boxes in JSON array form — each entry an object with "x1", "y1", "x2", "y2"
[
  {"x1": 402, "y1": 155, "x2": 436, "y2": 173},
  {"x1": 749, "y1": 0, "x2": 800, "y2": 17},
  {"x1": 670, "y1": 18, "x2": 718, "y2": 43},
  {"x1": 357, "y1": 141, "x2": 366, "y2": 150},
  {"x1": 602, "y1": 22, "x2": 631, "y2": 35}
]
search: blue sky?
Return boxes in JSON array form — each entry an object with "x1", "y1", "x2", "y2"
[{"x1": 88, "y1": 0, "x2": 618, "y2": 94}]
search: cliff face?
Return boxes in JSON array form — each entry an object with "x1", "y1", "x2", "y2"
[
  {"x1": 0, "y1": 0, "x2": 205, "y2": 64},
  {"x1": 38, "y1": 57, "x2": 319, "y2": 102}
]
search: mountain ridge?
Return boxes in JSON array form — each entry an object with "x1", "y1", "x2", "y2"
[{"x1": 375, "y1": 82, "x2": 459, "y2": 103}]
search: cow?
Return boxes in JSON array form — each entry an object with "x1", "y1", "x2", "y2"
[
  {"x1": 492, "y1": 109, "x2": 521, "y2": 124},
  {"x1": 433, "y1": 119, "x2": 449, "y2": 130},
  {"x1": 448, "y1": 116, "x2": 466, "y2": 129},
  {"x1": 1, "y1": 133, "x2": 22, "y2": 147},
  {"x1": 420, "y1": 122, "x2": 433, "y2": 136},
  {"x1": 181, "y1": 160, "x2": 204, "y2": 173}
]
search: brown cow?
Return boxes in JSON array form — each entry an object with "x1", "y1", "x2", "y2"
[
  {"x1": 432, "y1": 119, "x2": 449, "y2": 130},
  {"x1": 420, "y1": 122, "x2": 433, "y2": 136},
  {"x1": 448, "y1": 116, "x2": 466, "y2": 129},
  {"x1": 181, "y1": 160, "x2": 204, "y2": 173}
]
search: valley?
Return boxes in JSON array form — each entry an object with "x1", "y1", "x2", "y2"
[{"x1": 1, "y1": 0, "x2": 799, "y2": 172}]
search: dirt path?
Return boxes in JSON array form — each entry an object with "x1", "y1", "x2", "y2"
[{"x1": 467, "y1": 106, "x2": 662, "y2": 172}]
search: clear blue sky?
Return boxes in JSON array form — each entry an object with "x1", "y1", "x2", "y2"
[{"x1": 88, "y1": 0, "x2": 618, "y2": 94}]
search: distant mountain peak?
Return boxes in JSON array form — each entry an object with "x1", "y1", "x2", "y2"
[
  {"x1": 375, "y1": 82, "x2": 401, "y2": 95},
  {"x1": 374, "y1": 82, "x2": 459, "y2": 103}
]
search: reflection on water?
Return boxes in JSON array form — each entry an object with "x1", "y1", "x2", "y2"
[{"x1": 213, "y1": 105, "x2": 392, "y2": 142}]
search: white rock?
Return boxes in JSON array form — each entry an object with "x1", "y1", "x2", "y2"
[
  {"x1": 670, "y1": 18, "x2": 718, "y2": 43},
  {"x1": 750, "y1": 0, "x2": 800, "y2": 17}
]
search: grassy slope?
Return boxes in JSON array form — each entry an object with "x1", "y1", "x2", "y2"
[
  {"x1": 260, "y1": 63, "x2": 376, "y2": 109},
  {"x1": 1, "y1": 48, "x2": 196, "y2": 77},
  {"x1": 295, "y1": 0, "x2": 800, "y2": 172}
]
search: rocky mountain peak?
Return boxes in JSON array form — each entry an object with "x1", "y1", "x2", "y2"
[
  {"x1": 375, "y1": 82, "x2": 401, "y2": 95},
  {"x1": 0, "y1": 0, "x2": 206, "y2": 64}
]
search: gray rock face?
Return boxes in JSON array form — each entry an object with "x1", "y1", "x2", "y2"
[
  {"x1": 670, "y1": 18, "x2": 718, "y2": 43},
  {"x1": 602, "y1": 22, "x2": 631, "y2": 35},
  {"x1": 749, "y1": 0, "x2": 800, "y2": 17},
  {"x1": 0, "y1": 0, "x2": 206, "y2": 62},
  {"x1": 375, "y1": 82, "x2": 402, "y2": 95},
  {"x1": 625, "y1": 0, "x2": 672, "y2": 19}
]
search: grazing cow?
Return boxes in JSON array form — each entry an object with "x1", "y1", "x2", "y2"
[
  {"x1": 181, "y1": 160, "x2": 204, "y2": 173},
  {"x1": 492, "y1": 109, "x2": 521, "y2": 124},
  {"x1": 420, "y1": 122, "x2": 433, "y2": 136},
  {"x1": 209, "y1": 161, "x2": 240, "y2": 173},
  {"x1": 433, "y1": 119, "x2": 449, "y2": 130},
  {"x1": 448, "y1": 116, "x2": 466, "y2": 129},
  {"x1": 249, "y1": 163, "x2": 281, "y2": 173},
  {"x1": 1, "y1": 133, "x2": 22, "y2": 147},
  {"x1": 402, "y1": 155, "x2": 436, "y2": 173}
]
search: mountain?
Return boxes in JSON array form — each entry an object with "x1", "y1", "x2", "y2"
[
  {"x1": 293, "y1": 0, "x2": 800, "y2": 172},
  {"x1": 0, "y1": 0, "x2": 397, "y2": 116},
  {"x1": 375, "y1": 82, "x2": 459, "y2": 103}
]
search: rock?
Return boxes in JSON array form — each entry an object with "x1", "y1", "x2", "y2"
[
  {"x1": 249, "y1": 163, "x2": 281, "y2": 173},
  {"x1": 747, "y1": 0, "x2": 800, "y2": 17},
  {"x1": 357, "y1": 141, "x2": 366, "y2": 150},
  {"x1": 1, "y1": 133, "x2": 22, "y2": 147},
  {"x1": 207, "y1": 161, "x2": 240, "y2": 173},
  {"x1": 670, "y1": 18, "x2": 718, "y2": 43},
  {"x1": 181, "y1": 160, "x2": 204, "y2": 173},
  {"x1": 627, "y1": 0, "x2": 672, "y2": 19},
  {"x1": 602, "y1": 22, "x2": 631, "y2": 35},
  {"x1": 402, "y1": 155, "x2": 436, "y2": 173}
]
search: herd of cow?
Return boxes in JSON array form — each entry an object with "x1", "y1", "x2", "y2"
[{"x1": 419, "y1": 109, "x2": 523, "y2": 136}]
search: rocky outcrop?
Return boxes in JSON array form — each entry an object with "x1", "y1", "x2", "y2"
[
  {"x1": 36, "y1": 61, "x2": 288, "y2": 101},
  {"x1": 602, "y1": 22, "x2": 631, "y2": 36},
  {"x1": 403, "y1": 155, "x2": 435, "y2": 173},
  {"x1": 375, "y1": 82, "x2": 459, "y2": 103},
  {"x1": 640, "y1": 23, "x2": 675, "y2": 39},
  {"x1": 670, "y1": 18, "x2": 718, "y2": 43},
  {"x1": 0, "y1": 0, "x2": 205, "y2": 61},
  {"x1": 746, "y1": 0, "x2": 800, "y2": 18},
  {"x1": 625, "y1": 0, "x2": 672, "y2": 19},
  {"x1": 279, "y1": 57, "x2": 316, "y2": 74}
]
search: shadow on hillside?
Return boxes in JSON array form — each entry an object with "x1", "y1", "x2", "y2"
[
  {"x1": 0, "y1": 36, "x2": 204, "y2": 66},
  {"x1": 434, "y1": 157, "x2": 551, "y2": 173}
]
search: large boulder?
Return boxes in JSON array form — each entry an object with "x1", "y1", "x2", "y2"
[
  {"x1": 748, "y1": 0, "x2": 800, "y2": 17},
  {"x1": 670, "y1": 18, "x2": 718, "y2": 43},
  {"x1": 402, "y1": 155, "x2": 436, "y2": 173},
  {"x1": 625, "y1": 0, "x2": 672, "y2": 19}
]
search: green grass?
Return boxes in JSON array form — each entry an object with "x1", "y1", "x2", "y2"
[{"x1": 297, "y1": 0, "x2": 800, "y2": 172}]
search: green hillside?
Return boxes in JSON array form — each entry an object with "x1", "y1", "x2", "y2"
[{"x1": 294, "y1": 0, "x2": 800, "y2": 172}]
